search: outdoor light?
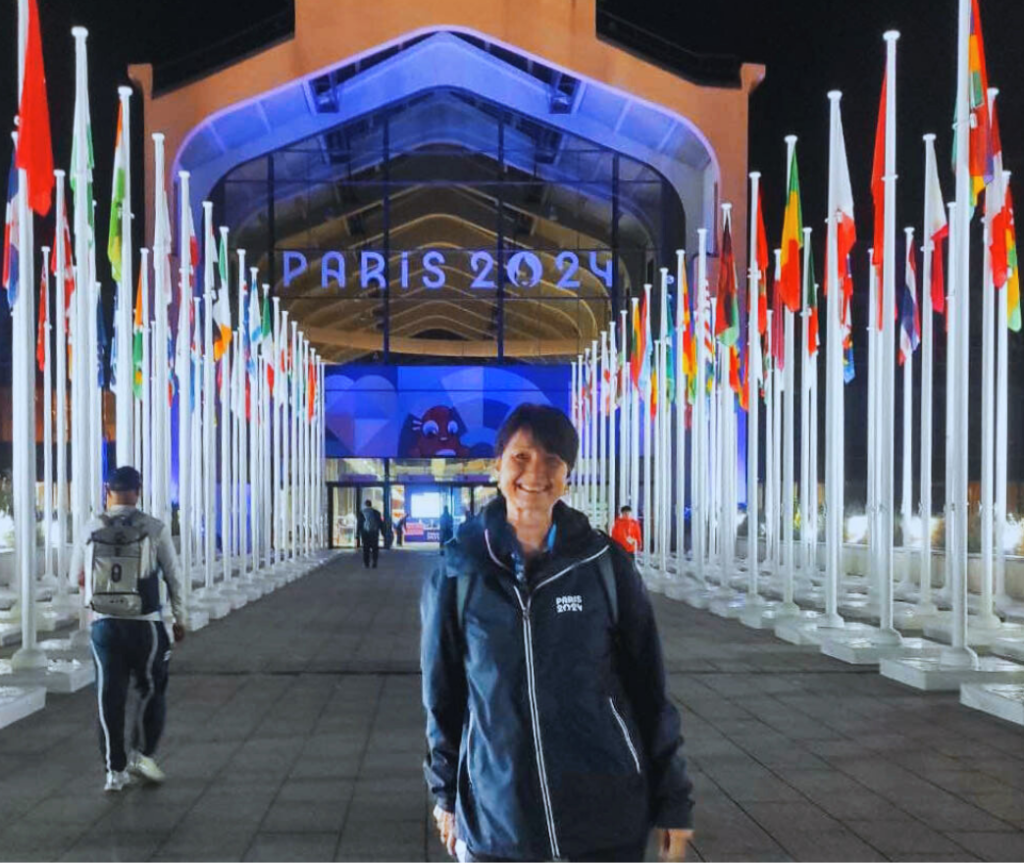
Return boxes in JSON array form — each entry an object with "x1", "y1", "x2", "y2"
[{"x1": 846, "y1": 514, "x2": 869, "y2": 544}]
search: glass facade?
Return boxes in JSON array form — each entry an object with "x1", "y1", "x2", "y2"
[{"x1": 213, "y1": 86, "x2": 685, "y2": 366}]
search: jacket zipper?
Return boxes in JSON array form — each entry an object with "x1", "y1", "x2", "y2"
[
  {"x1": 465, "y1": 712, "x2": 475, "y2": 788},
  {"x1": 511, "y1": 544, "x2": 610, "y2": 861},
  {"x1": 608, "y1": 697, "x2": 641, "y2": 774}
]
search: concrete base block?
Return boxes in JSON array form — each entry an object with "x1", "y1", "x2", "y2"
[
  {"x1": 960, "y1": 683, "x2": 1024, "y2": 726},
  {"x1": 186, "y1": 610, "x2": 210, "y2": 631},
  {"x1": 662, "y1": 579, "x2": 701, "y2": 601},
  {"x1": 880, "y1": 654, "x2": 1024, "y2": 692},
  {"x1": 191, "y1": 595, "x2": 232, "y2": 620},
  {"x1": 0, "y1": 685, "x2": 46, "y2": 730},
  {"x1": 35, "y1": 608, "x2": 79, "y2": 632},
  {"x1": 893, "y1": 604, "x2": 943, "y2": 631},
  {"x1": 740, "y1": 601, "x2": 803, "y2": 630},
  {"x1": 996, "y1": 601, "x2": 1024, "y2": 624},
  {"x1": 35, "y1": 637, "x2": 92, "y2": 662},
  {"x1": 0, "y1": 657, "x2": 95, "y2": 693},
  {"x1": 821, "y1": 634, "x2": 944, "y2": 666},
  {"x1": 0, "y1": 623, "x2": 23, "y2": 647},
  {"x1": 990, "y1": 636, "x2": 1024, "y2": 662},
  {"x1": 708, "y1": 593, "x2": 748, "y2": 619},
  {"x1": 923, "y1": 617, "x2": 1024, "y2": 648},
  {"x1": 682, "y1": 588, "x2": 716, "y2": 610},
  {"x1": 216, "y1": 589, "x2": 250, "y2": 610}
]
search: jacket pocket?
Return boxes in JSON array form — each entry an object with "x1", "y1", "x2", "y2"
[{"x1": 608, "y1": 697, "x2": 641, "y2": 774}]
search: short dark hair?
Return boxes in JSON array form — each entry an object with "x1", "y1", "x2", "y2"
[
  {"x1": 107, "y1": 466, "x2": 142, "y2": 493},
  {"x1": 620, "y1": 505, "x2": 632, "y2": 514},
  {"x1": 364, "y1": 499, "x2": 372, "y2": 508},
  {"x1": 495, "y1": 404, "x2": 578, "y2": 472}
]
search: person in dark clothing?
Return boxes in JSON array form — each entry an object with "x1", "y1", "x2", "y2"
[
  {"x1": 439, "y1": 506, "x2": 455, "y2": 555},
  {"x1": 360, "y1": 500, "x2": 385, "y2": 568},
  {"x1": 421, "y1": 404, "x2": 694, "y2": 862},
  {"x1": 395, "y1": 515, "x2": 407, "y2": 547}
]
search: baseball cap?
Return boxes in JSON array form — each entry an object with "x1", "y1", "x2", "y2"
[{"x1": 106, "y1": 466, "x2": 142, "y2": 492}]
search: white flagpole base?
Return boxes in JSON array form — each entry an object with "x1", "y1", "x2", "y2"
[
  {"x1": 0, "y1": 685, "x2": 46, "y2": 731},
  {"x1": 882, "y1": 654, "x2": 1024, "y2": 691},
  {"x1": 0, "y1": 657, "x2": 94, "y2": 693},
  {"x1": 961, "y1": 682, "x2": 1024, "y2": 726}
]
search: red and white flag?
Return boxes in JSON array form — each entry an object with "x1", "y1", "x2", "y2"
[
  {"x1": 15, "y1": 0, "x2": 54, "y2": 215},
  {"x1": 924, "y1": 143, "x2": 948, "y2": 315}
]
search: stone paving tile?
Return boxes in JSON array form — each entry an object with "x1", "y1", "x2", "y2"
[
  {"x1": 243, "y1": 831, "x2": 339, "y2": 861},
  {"x1": 943, "y1": 832, "x2": 1024, "y2": 861},
  {"x1": 843, "y1": 819, "x2": 973, "y2": 857}
]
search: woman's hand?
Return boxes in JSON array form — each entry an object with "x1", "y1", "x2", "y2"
[
  {"x1": 655, "y1": 828, "x2": 694, "y2": 862},
  {"x1": 433, "y1": 803, "x2": 457, "y2": 857}
]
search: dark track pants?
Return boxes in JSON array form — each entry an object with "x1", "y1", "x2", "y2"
[
  {"x1": 90, "y1": 618, "x2": 171, "y2": 772},
  {"x1": 362, "y1": 534, "x2": 380, "y2": 567}
]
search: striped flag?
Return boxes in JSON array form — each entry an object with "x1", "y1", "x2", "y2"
[
  {"x1": 36, "y1": 259, "x2": 47, "y2": 371},
  {"x1": 805, "y1": 241, "x2": 818, "y2": 357},
  {"x1": 714, "y1": 210, "x2": 740, "y2": 345},
  {"x1": 14, "y1": 0, "x2": 54, "y2": 216},
  {"x1": 2, "y1": 153, "x2": 20, "y2": 307},
  {"x1": 107, "y1": 102, "x2": 127, "y2": 282},
  {"x1": 967, "y1": 0, "x2": 994, "y2": 206},
  {"x1": 780, "y1": 147, "x2": 803, "y2": 312},
  {"x1": 925, "y1": 143, "x2": 948, "y2": 315},
  {"x1": 899, "y1": 240, "x2": 921, "y2": 365},
  {"x1": 1007, "y1": 189, "x2": 1020, "y2": 332},
  {"x1": 132, "y1": 269, "x2": 144, "y2": 396}
]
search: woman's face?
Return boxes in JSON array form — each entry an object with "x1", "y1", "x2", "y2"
[{"x1": 496, "y1": 428, "x2": 569, "y2": 519}]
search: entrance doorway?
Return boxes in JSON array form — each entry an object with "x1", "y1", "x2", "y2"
[{"x1": 327, "y1": 480, "x2": 498, "y2": 549}]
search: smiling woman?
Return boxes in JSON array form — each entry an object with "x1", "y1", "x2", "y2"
[{"x1": 420, "y1": 403, "x2": 696, "y2": 862}]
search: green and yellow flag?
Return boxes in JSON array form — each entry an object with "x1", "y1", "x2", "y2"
[{"x1": 107, "y1": 102, "x2": 126, "y2": 282}]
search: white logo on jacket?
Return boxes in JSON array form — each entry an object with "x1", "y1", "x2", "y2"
[{"x1": 555, "y1": 595, "x2": 583, "y2": 613}]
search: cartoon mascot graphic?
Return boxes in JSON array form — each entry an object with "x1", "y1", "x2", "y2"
[{"x1": 399, "y1": 405, "x2": 471, "y2": 457}]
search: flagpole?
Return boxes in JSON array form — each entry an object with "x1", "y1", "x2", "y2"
[
  {"x1": 54, "y1": 171, "x2": 69, "y2": 603},
  {"x1": 250, "y1": 265, "x2": 262, "y2": 570},
  {"x1": 771, "y1": 249, "x2": 783, "y2": 581},
  {"x1": 642, "y1": 286, "x2": 654, "y2": 581},
  {"x1": 262, "y1": 284, "x2": 273, "y2": 566},
  {"x1": 176, "y1": 170, "x2": 193, "y2": 609},
  {"x1": 780, "y1": 140, "x2": 798, "y2": 613},
  {"x1": 942, "y1": 201, "x2": 957, "y2": 609},
  {"x1": 977, "y1": 144, "x2": 1000, "y2": 629},
  {"x1": 618, "y1": 311, "x2": 629, "y2": 517},
  {"x1": 900, "y1": 227, "x2": 916, "y2": 601},
  {"x1": 630, "y1": 300, "x2": 640, "y2": 526},
  {"x1": 140, "y1": 248, "x2": 151, "y2": 511},
  {"x1": 746, "y1": 177, "x2": 762, "y2": 597},
  {"x1": 151, "y1": 134, "x2": 169, "y2": 522},
  {"x1": 919, "y1": 135, "x2": 940, "y2": 616},
  {"x1": 41, "y1": 246, "x2": 53, "y2": 590},
  {"x1": 823, "y1": 92, "x2": 848, "y2": 629},
  {"x1": 694, "y1": 232, "x2": 707, "y2": 587},
  {"x1": 764, "y1": 307, "x2": 775, "y2": 580},
  {"x1": 658, "y1": 266, "x2": 670, "y2": 579},
  {"x1": 946, "y1": 0, "x2": 977, "y2": 667},
  {"x1": 867, "y1": 247, "x2": 878, "y2": 604},
  {"x1": 590, "y1": 341, "x2": 599, "y2": 524},
  {"x1": 113, "y1": 86, "x2": 133, "y2": 464},
  {"x1": 290, "y1": 319, "x2": 299, "y2": 561},
  {"x1": 599, "y1": 331, "x2": 608, "y2": 530},
  {"x1": 799, "y1": 226, "x2": 812, "y2": 580},
  {"x1": 674, "y1": 252, "x2": 687, "y2": 577},
  {"x1": 995, "y1": 171, "x2": 1011, "y2": 607},
  {"x1": 607, "y1": 326, "x2": 617, "y2": 534},
  {"x1": 280, "y1": 309, "x2": 289, "y2": 562},
  {"x1": 871, "y1": 31, "x2": 903, "y2": 646}
]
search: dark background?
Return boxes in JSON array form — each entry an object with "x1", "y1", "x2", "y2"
[{"x1": 1, "y1": 0, "x2": 1022, "y2": 492}]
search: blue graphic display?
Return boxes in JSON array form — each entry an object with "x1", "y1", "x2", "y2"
[{"x1": 324, "y1": 365, "x2": 570, "y2": 458}]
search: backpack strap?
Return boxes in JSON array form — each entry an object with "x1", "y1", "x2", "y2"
[{"x1": 596, "y1": 547, "x2": 618, "y2": 629}]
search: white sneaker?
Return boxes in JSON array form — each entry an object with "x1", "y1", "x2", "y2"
[
  {"x1": 127, "y1": 751, "x2": 166, "y2": 784},
  {"x1": 104, "y1": 769, "x2": 130, "y2": 792}
]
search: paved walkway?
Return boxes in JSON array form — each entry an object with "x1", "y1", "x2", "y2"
[{"x1": 0, "y1": 549, "x2": 1023, "y2": 861}]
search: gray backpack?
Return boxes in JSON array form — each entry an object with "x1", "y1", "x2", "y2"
[{"x1": 88, "y1": 512, "x2": 157, "y2": 617}]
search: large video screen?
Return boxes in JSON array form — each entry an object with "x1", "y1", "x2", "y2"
[{"x1": 324, "y1": 365, "x2": 571, "y2": 458}]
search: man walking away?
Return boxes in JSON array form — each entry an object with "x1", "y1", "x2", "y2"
[
  {"x1": 394, "y1": 514, "x2": 406, "y2": 547},
  {"x1": 438, "y1": 506, "x2": 454, "y2": 555},
  {"x1": 611, "y1": 504, "x2": 643, "y2": 558},
  {"x1": 360, "y1": 499, "x2": 385, "y2": 568},
  {"x1": 69, "y1": 466, "x2": 187, "y2": 793}
]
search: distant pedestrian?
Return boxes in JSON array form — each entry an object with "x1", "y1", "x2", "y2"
[
  {"x1": 611, "y1": 505, "x2": 643, "y2": 558},
  {"x1": 360, "y1": 500, "x2": 385, "y2": 568},
  {"x1": 439, "y1": 506, "x2": 454, "y2": 555},
  {"x1": 395, "y1": 515, "x2": 407, "y2": 547},
  {"x1": 69, "y1": 466, "x2": 187, "y2": 793}
]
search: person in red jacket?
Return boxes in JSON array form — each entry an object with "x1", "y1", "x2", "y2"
[{"x1": 611, "y1": 505, "x2": 643, "y2": 557}]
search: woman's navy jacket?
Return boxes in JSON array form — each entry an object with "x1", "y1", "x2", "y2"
[{"x1": 421, "y1": 498, "x2": 694, "y2": 861}]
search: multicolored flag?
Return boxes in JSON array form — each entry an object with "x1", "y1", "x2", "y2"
[
  {"x1": 899, "y1": 240, "x2": 921, "y2": 365},
  {"x1": 925, "y1": 144, "x2": 948, "y2": 315},
  {"x1": 14, "y1": 0, "x2": 54, "y2": 216},
  {"x1": 756, "y1": 188, "x2": 769, "y2": 335},
  {"x1": 36, "y1": 259, "x2": 47, "y2": 371},
  {"x1": 665, "y1": 294, "x2": 677, "y2": 403},
  {"x1": 212, "y1": 230, "x2": 232, "y2": 361},
  {"x1": 988, "y1": 96, "x2": 1008, "y2": 289},
  {"x1": 262, "y1": 288, "x2": 275, "y2": 391},
  {"x1": 630, "y1": 300, "x2": 642, "y2": 389},
  {"x1": 107, "y1": 102, "x2": 127, "y2": 282},
  {"x1": 871, "y1": 69, "x2": 887, "y2": 284},
  {"x1": 780, "y1": 147, "x2": 804, "y2": 312},
  {"x1": 2, "y1": 153, "x2": 20, "y2": 307},
  {"x1": 805, "y1": 241, "x2": 818, "y2": 357},
  {"x1": 770, "y1": 251, "x2": 785, "y2": 371},
  {"x1": 1007, "y1": 189, "x2": 1020, "y2": 332},
  {"x1": 715, "y1": 211, "x2": 739, "y2": 345},
  {"x1": 967, "y1": 0, "x2": 993, "y2": 206},
  {"x1": 638, "y1": 290, "x2": 652, "y2": 394},
  {"x1": 132, "y1": 269, "x2": 144, "y2": 396},
  {"x1": 53, "y1": 196, "x2": 75, "y2": 312}
]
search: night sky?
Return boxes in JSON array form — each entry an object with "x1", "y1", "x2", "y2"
[{"x1": 2, "y1": 0, "x2": 1023, "y2": 485}]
